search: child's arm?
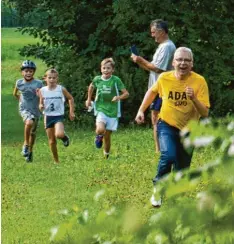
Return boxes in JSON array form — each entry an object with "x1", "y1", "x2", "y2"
[
  {"x1": 62, "y1": 88, "x2": 75, "y2": 121},
  {"x1": 112, "y1": 89, "x2": 129, "y2": 102},
  {"x1": 85, "y1": 83, "x2": 95, "y2": 108},
  {"x1": 36, "y1": 88, "x2": 41, "y2": 97},
  {"x1": 38, "y1": 89, "x2": 44, "y2": 111},
  {"x1": 13, "y1": 86, "x2": 20, "y2": 100}
]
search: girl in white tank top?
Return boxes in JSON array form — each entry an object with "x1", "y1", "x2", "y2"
[
  {"x1": 40, "y1": 84, "x2": 65, "y2": 116},
  {"x1": 38, "y1": 69, "x2": 75, "y2": 163}
]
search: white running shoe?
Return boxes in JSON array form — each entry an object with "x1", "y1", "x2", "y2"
[{"x1": 150, "y1": 194, "x2": 162, "y2": 208}]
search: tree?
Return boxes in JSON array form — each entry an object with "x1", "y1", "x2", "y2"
[
  {"x1": 9, "y1": 0, "x2": 234, "y2": 124},
  {"x1": 1, "y1": 0, "x2": 25, "y2": 27}
]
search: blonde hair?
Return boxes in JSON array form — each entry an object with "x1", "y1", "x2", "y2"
[
  {"x1": 44, "y1": 68, "x2": 59, "y2": 77},
  {"x1": 101, "y1": 58, "x2": 115, "y2": 68}
]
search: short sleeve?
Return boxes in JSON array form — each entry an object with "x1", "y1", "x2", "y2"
[
  {"x1": 152, "y1": 46, "x2": 169, "y2": 70},
  {"x1": 151, "y1": 78, "x2": 159, "y2": 93},
  {"x1": 116, "y1": 77, "x2": 125, "y2": 90},
  {"x1": 16, "y1": 79, "x2": 20, "y2": 89},
  {"x1": 39, "y1": 80, "x2": 43, "y2": 88},
  {"x1": 92, "y1": 76, "x2": 99, "y2": 88},
  {"x1": 197, "y1": 79, "x2": 210, "y2": 108}
]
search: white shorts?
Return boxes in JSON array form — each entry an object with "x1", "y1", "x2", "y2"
[
  {"x1": 96, "y1": 112, "x2": 118, "y2": 131},
  {"x1": 20, "y1": 110, "x2": 37, "y2": 122},
  {"x1": 20, "y1": 110, "x2": 39, "y2": 134}
]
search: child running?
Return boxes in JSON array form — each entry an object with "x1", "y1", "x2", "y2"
[
  {"x1": 39, "y1": 68, "x2": 75, "y2": 163},
  {"x1": 85, "y1": 58, "x2": 129, "y2": 159},
  {"x1": 13, "y1": 60, "x2": 43, "y2": 162}
]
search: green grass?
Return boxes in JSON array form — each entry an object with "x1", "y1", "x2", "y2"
[
  {"x1": 1, "y1": 28, "x2": 40, "y2": 61},
  {"x1": 1, "y1": 28, "x2": 222, "y2": 243}
]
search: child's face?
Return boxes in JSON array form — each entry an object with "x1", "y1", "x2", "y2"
[
  {"x1": 101, "y1": 62, "x2": 114, "y2": 79},
  {"x1": 21, "y1": 68, "x2": 35, "y2": 81},
  {"x1": 45, "y1": 72, "x2": 58, "y2": 88}
]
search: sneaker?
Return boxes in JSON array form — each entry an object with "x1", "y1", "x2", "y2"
[
  {"x1": 104, "y1": 153, "x2": 109, "y2": 159},
  {"x1": 62, "y1": 135, "x2": 70, "y2": 147},
  {"x1": 21, "y1": 145, "x2": 29, "y2": 157},
  {"x1": 25, "y1": 152, "x2": 33, "y2": 163},
  {"x1": 95, "y1": 135, "x2": 103, "y2": 148},
  {"x1": 150, "y1": 195, "x2": 162, "y2": 208}
]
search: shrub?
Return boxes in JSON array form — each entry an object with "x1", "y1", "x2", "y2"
[
  {"x1": 11, "y1": 0, "x2": 234, "y2": 124},
  {"x1": 49, "y1": 118, "x2": 234, "y2": 243}
]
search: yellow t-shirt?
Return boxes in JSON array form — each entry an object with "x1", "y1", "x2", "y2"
[{"x1": 151, "y1": 71, "x2": 210, "y2": 130}]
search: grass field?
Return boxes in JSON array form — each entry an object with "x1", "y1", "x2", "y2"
[{"x1": 1, "y1": 28, "x2": 225, "y2": 243}]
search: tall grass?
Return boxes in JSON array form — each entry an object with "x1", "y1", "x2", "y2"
[{"x1": 1, "y1": 28, "x2": 222, "y2": 243}]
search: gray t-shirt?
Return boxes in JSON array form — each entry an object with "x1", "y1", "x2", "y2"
[
  {"x1": 16, "y1": 78, "x2": 43, "y2": 117},
  {"x1": 148, "y1": 39, "x2": 176, "y2": 89}
]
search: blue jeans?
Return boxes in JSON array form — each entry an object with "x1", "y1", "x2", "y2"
[{"x1": 153, "y1": 120, "x2": 193, "y2": 184}]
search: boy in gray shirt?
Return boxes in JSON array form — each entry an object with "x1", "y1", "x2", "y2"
[{"x1": 13, "y1": 60, "x2": 43, "y2": 162}]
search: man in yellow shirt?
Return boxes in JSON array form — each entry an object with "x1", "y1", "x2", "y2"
[{"x1": 135, "y1": 47, "x2": 210, "y2": 207}]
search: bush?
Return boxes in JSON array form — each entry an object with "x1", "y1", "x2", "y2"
[
  {"x1": 49, "y1": 118, "x2": 234, "y2": 243},
  {"x1": 11, "y1": 0, "x2": 234, "y2": 124}
]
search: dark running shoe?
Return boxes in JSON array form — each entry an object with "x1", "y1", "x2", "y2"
[
  {"x1": 62, "y1": 135, "x2": 70, "y2": 147},
  {"x1": 95, "y1": 135, "x2": 103, "y2": 149},
  {"x1": 25, "y1": 152, "x2": 33, "y2": 163},
  {"x1": 21, "y1": 145, "x2": 29, "y2": 157}
]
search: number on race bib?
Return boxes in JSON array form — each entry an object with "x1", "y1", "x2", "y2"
[{"x1": 50, "y1": 103, "x2": 55, "y2": 111}]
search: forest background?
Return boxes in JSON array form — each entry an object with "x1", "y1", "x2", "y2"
[
  {"x1": 2, "y1": 0, "x2": 234, "y2": 126},
  {"x1": 2, "y1": 0, "x2": 234, "y2": 243},
  {"x1": 1, "y1": 27, "x2": 234, "y2": 243}
]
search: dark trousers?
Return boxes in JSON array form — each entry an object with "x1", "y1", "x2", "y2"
[{"x1": 153, "y1": 120, "x2": 193, "y2": 184}]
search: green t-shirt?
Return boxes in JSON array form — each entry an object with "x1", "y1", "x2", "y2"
[{"x1": 93, "y1": 75, "x2": 126, "y2": 118}]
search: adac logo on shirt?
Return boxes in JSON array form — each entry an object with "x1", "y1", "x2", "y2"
[{"x1": 168, "y1": 91, "x2": 188, "y2": 106}]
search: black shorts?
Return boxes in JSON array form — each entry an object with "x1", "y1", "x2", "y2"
[
  {"x1": 44, "y1": 115, "x2": 64, "y2": 129},
  {"x1": 150, "y1": 95, "x2": 162, "y2": 111}
]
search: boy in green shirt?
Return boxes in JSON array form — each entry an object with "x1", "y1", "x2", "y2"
[{"x1": 86, "y1": 58, "x2": 129, "y2": 159}]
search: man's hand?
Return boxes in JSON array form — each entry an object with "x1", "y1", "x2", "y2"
[
  {"x1": 69, "y1": 112, "x2": 75, "y2": 121},
  {"x1": 131, "y1": 54, "x2": 138, "y2": 63},
  {"x1": 185, "y1": 87, "x2": 195, "y2": 100},
  {"x1": 135, "y1": 111, "x2": 145, "y2": 124}
]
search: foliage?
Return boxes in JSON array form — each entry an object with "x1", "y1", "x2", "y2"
[
  {"x1": 7, "y1": 0, "x2": 234, "y2": 124},
  {"x1": 2, "y1": 30, "x2": 234, "y2": 243},
  {"x1": 48, "y1": 118, "x2": 234, "y2": 244},
  {"x1": 1, "y1": 0, "x2": 28, "y2": 27}
]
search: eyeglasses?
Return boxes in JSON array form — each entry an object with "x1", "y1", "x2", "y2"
[{"x1": 175, "y1": 58, "x2": 192, "y2": 63}]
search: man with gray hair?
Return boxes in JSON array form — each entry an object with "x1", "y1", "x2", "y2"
[
  {"x1": 135, "y1": 47, "x2": 210, "y2": 207},
  {"x1": 131, "y1": 19, "x2": 176, "y2": 153}
]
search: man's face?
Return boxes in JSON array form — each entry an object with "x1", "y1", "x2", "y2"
[
  {"x1": 22, "y1": 68, "x2": 35, "y2": 81},
  {"x1": 150, "y1": 26, "x2": 163, "y2": 43},
  {"x1": 173, "y1": 50, "x2": 193, "y2": 77}
]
